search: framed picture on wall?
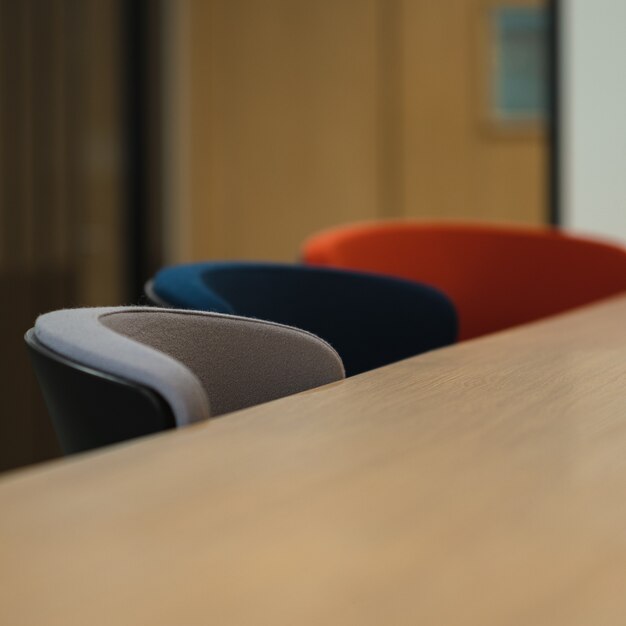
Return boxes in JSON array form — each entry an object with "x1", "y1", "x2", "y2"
[{"x1": 477, "y1": 1, "x2": 548, "y2": 134}]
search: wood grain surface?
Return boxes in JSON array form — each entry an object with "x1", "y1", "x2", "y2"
[{"x1": 1, "y1": 295, "x2": 625, "y2": 625}]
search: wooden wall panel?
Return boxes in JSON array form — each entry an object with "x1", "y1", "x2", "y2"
[
  {"x1": 179, "y1": 0, "x2": 381, "y2": 262},
  {"x1": 0, "y1": 0, "x2": 69, "y2": 471},
  {"x1": 0, "y1": 0, "x2": 127, "y2": 472}
]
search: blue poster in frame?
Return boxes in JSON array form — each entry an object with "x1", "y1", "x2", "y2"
[{"x1": 491, "y1": 6, "x2": 547, "y2": 122}]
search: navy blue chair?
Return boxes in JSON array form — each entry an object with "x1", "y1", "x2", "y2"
[{"x1": 147, "y1": 262, "x2": 457, "y2": 377}]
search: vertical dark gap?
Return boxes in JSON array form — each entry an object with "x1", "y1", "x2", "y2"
[
  {"x1": 143, "y1": 3, "x2": 166, "y2": 281},
  {"x1": 546, "y1": 0, "x2": 560, "y2": 226},
  {"x1": 123, "y1": 0, "x2": 148, "y2": 301},
  {"x1": 123, "y1": 0, "x2": 164, "y2": 302}
]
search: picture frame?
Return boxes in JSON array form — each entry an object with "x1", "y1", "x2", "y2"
[{"x1": 475, "y1": 0, "x2": 548, "y2": 137}]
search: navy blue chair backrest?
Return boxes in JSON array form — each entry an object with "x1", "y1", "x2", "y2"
[{"x1": 151, "y1": 262, "x2": 457, "y2": 376}]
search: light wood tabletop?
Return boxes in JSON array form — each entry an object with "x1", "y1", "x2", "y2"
[{"x1": 1, "y1": 295, "x2": 626, "y2": 625}]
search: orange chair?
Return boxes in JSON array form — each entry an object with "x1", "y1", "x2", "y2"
[{"x1": 302, "y1": 222, "x2": 626, "y2": 340}]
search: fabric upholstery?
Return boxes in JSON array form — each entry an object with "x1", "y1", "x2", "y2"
[
  {"x1": 301, "y1": 221, "x2": 626, "y2": 340},
  {"x1": 151, "y1": 263, "x2": 458, "y2": 376},
  {"x1": 101, "y1": 309, "x2": 344, "y2": 417},
  {"x1": 35, "y1": 307, "x2": 345, "y2": 426}
]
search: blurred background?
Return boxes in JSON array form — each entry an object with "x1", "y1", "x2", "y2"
[{"x1": 1, "y1": 0, "x2": 624, "y2": 472}]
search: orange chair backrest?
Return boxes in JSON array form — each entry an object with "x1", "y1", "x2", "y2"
[{"x1": 302, "y1": 222, "x2": 626, "y2": 340}]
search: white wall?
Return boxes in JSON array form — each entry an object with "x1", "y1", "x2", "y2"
[{"x1": 561, "y1": 0, "x2": 626, "y2": 242}]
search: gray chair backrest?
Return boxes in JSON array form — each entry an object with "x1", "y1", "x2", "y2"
[{"x1": 34, "y1": 307, "x2": 345, "y2": 425}]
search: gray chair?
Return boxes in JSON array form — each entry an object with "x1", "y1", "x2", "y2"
[{"x1": 27, "y1": 306, "x2": 345, "y2": 454}]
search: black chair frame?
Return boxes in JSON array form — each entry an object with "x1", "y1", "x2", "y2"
[{"x1": 25, "y1": 329, "x2": 175, "y2": 455}]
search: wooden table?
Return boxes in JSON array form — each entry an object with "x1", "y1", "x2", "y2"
[{"x1": 1, "y1": 295, "x2": 626, "y2": 625}]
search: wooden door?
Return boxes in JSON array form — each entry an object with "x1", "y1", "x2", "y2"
[
  {"x1": 166, "y1": 0, "x2": 382, "y2": 262},
  {"x1": 165, "y1": 0, "x2": 547, "y2": 263}
]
